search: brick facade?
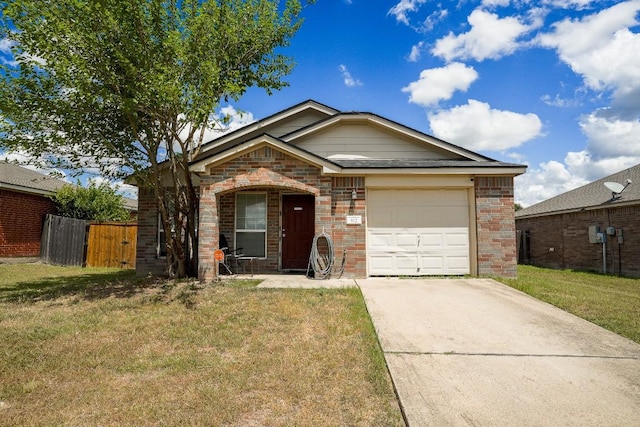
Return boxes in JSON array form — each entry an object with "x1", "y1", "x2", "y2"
[
  {"x1": 135, "y1": 151, "x2": 518, "y2": 280},
  {"x1": 196, "y1": 146, "x2": 362, "y2": 281},
  {"x1": 135, "y1": 188, "x2": 165, "y2": 275},
  {"x1": 0, "y1": 189, "x2": 57, "y2": 257},
  {"x1": 516, "y1": 205, "x2": 640, "y2": 277},
  {"x1": 475, "y1": 177, "x2": 517, "y2": 277}
]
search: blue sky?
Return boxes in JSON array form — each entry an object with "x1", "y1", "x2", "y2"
[
  {"x1": 226, "y1": 0, "x2": 640, "y2": 207},
  {"x1": 2, "y1": 0, "x2": 639, "y2": 207}
]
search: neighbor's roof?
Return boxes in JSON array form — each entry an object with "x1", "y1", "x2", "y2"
[
  {"x1": 516, "y1": 163, "x2": 640, "y2": 219},
  {"x1": 0, "y1": 162, "x2": 138, "y2": 211},
  {"x1": 0, "y1": 161, "x2": 69, "y2": 196}
]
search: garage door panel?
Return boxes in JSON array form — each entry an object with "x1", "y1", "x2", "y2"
[
  {"x1": 396, "y1": 233, "x2": 419, "y2": 247},
  {"x1": 447, "y1": 256, "x2": 470, "y2": 270},
  {"x1": 445, "y1": 232, "x2": 469, "y2": 247},
  {"x1": 367, "y1": 189, "x2": 470, "y2": 276},
  {"x1": 368, "y1": 254, "x2": 419, "y2": 276}
]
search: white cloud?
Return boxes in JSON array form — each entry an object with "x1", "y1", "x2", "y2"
[
  {"x1": 541, "y1": 0, "x2": 596, "y2": 8},
  {"x1": 388, "y1": 0, "x2": 428, "y2": 26},
  {"x1": 515, "y1": 110, "x2": 640, "y2": 207},
  {"x1": 420, "y1": 8, "x2": 449, "y2": 32},
  {"x1": 428, "y1": 99, "x2": 543, "y2": 151},
  {"x1": 88, "y1": 176, "x2": 139, "y2": 200},
  {"x1": 217, "y1": 105, "x2": 256, "y2": 133},
  {"x1": 180, "y1": 105, "x2": 256, "y2": 145},
  {"x1": 515, "y1": 159, "x2": 588, "y2": 207},
  {"x1": 482, "y1": 0, "x2": 510, "y2": 7},
  {"x1": 0, "y1": 38, "x2": 14, "y2": 53},
  {"x1": 538, "y1": 1, "x2": 640, "y2": 101},
  {"x1": 407, "y1": 41, "x2": 424, "y2": 62},
  {"x1": 515, "y1": 151, "x2": 640, "y2": 207},
  {"x1": 0, "y1": 38, "x2": 18, "y2": 66},
  {"x1": 338, "y1": 64, "x2": 363, "y2": 87},
  {"x1": 580, "y1": 112, "x2": 640, "y2": 158},
  {"x1": 432, "y1": 8, "x2": 535, "y2": 61},
  {"x1": 540, "y1": 93, "x2": 580, "y2": 107},
  {"x1": 402, "y1": 62, "x2": 478, "y2": 106}
]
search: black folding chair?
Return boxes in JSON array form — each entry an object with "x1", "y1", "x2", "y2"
[{"x1": 219, "y1": 234, "x2": 243, "y2": 274}]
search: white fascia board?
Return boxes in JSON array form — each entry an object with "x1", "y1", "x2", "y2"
[
  {"x1": 324, "y1": 166, "x2": 527, "y2": 176},
  {"x1": 0, "y1": 182, "x2": 56, "y2": 196}
]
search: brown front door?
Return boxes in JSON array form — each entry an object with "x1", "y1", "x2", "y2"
[{"x1": 282, "y1": 194, "x2": 315, "y2": 270}]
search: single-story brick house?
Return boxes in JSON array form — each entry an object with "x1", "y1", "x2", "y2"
[
  {"x1": 135, "y1": 100, "x2": 526, "y2": 280},
  {"x1": 0, "y1": 162, "x2": 66, "y2": 257},
  {"x1": 516, "y1": 164, "x2": 640, "y2": 276}
]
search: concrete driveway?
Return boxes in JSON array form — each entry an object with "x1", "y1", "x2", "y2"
[{"x1": 357, "y1": 278, "x2": 640, "y2": 426}]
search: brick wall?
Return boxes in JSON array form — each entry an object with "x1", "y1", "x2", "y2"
[
  {"x1": 135, "y1": 188, "x2": 165, "y2": 275},
  {"x1": 475, "y1": 176, "x2": 517, "y2": 277},
  {"x1": 0, "y1": 190, "x2": 56, "y2": 257},
  {"x1": 331, "y1": 177, "x2": 366, "y2": 277},
  {"x1": 198, "y1": 147, "x2": 333, "y2": 281},
  {"x1": 516, "y1": 205, "x2": 640, "y2": 277}
]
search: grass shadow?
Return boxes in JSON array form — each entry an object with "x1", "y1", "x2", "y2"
[{"x1": 0, "y1": 269, "x2": 161, "y2": 303}]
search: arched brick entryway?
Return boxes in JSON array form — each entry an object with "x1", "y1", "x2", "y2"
[{"x1": 198, "y1": 163, "x2": 331, "y2": 281}]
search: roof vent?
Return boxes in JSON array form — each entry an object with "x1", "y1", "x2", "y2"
[{"x1": 604, "y1": 179, "x2": 632, "y2": 200}]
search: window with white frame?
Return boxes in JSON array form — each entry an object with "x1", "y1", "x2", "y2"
[{"x1": 235, "y1": 192, "x2": 266, "y2": 258}]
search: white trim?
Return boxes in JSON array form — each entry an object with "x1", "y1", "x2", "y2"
[
  {"x1": 0, "y1": 182, "x2": 57, "y2": 197},
  {"x1": 235, "y1": 191, "x2": 268, "y2": 259}
]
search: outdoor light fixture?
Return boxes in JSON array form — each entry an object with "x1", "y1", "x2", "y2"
[{"x1": 351, "y1": 189, "x2": 357, "y2": 200}]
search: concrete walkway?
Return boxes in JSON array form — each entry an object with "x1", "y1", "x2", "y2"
[
  {"x1": 358, "y1": 278, "x2": 640, "y2": 426},
  {"x1": 253, "y1": 274, "x2": 357, "y2": 289}
]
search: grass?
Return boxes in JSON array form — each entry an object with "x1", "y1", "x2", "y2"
[
  {"x1": 0, "y1": 263, "x2": 403, "y2": 426},
  {"x1": 498, "y1": 265, "x2": 640, "y2": 344}
]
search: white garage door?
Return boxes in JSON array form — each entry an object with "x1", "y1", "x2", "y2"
[{"x1": 367, "y1": 189, "x2": 470, "y2": 276}]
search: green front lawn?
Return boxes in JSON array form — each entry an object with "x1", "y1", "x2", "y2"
[
  {"x1": 0, "y1": 264, "x2": 403, "y2": 426},
  {"x1": 498, "y1": 265, "x2": 640, "y2": 344}
]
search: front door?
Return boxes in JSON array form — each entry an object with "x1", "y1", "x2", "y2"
[{"x1": 281, "y1": 194, "x2": 315, "y2": 270}]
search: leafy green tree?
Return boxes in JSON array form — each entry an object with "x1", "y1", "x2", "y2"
[
  {"x1": 53, "y1": 182, "x2": 131, "y2": 222},
  {"x1": 0, "y1": 0, "x2": 311, "y2": 277},
  {"x1": 515, "y1": 203, "x2": 523, "y2": 211}
]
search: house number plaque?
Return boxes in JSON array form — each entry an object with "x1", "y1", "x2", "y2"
[{"x1": 346, "y1": 215, "x2": 362, "y2": 225}]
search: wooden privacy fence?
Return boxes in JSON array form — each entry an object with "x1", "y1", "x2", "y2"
[
  {"x1": 41, "y1": 214, "x2": 137, "y2": 269},
  {"x1": 85, "y1": 222, "x2": 137, "y2": 268},
  {"x1": 41, "y1": 215, "x2": 88, "y2": 266}
]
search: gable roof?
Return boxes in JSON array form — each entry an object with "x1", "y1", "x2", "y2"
[
  {"x1": 190, "y1": 99, "x2": 526, "y2": 176},
  {"x1": 194, "y1": 99, "x2": 338, "y2": 161},
  {"x1": 0, "y1": 162, "x2": 69, "y2": 196},
  {"x1": 280, "y1": 112, "x2": 492, "y2": 162},
  {"x1": 516, "y1": 163, "x2": 640, "y2": 219}
]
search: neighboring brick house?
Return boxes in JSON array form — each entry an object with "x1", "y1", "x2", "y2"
[
  {"x1": 516, "y1": 164, "x2": 640, "y2": 277},
  {"x1": 0, "y1": 162, "x2": 67, "y2": 257},
  {"x1": 135, "y1": 100, "x2": 526, "y2": 280}
]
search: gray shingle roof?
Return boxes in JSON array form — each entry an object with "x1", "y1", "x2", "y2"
[
  {"x1": 516, "y1": 163, "x2": 640, "y2": 218},
  {"x1": 0, "y1": 162, "x2": 69, "y2": 195},
  {"x1": 0, "y1": 162, "x2": 138, "y2": 211}
]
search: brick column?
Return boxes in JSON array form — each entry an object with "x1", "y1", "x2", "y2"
[
  {"x1": 135, "y1": 188, "x2": 165, "y2": 275},
  {"x1": 198, "y1": 178, "x2": 219, "y2": 282},
  {"x1": 475, "y1": 176, "x2": 517, "y2": 277}
]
